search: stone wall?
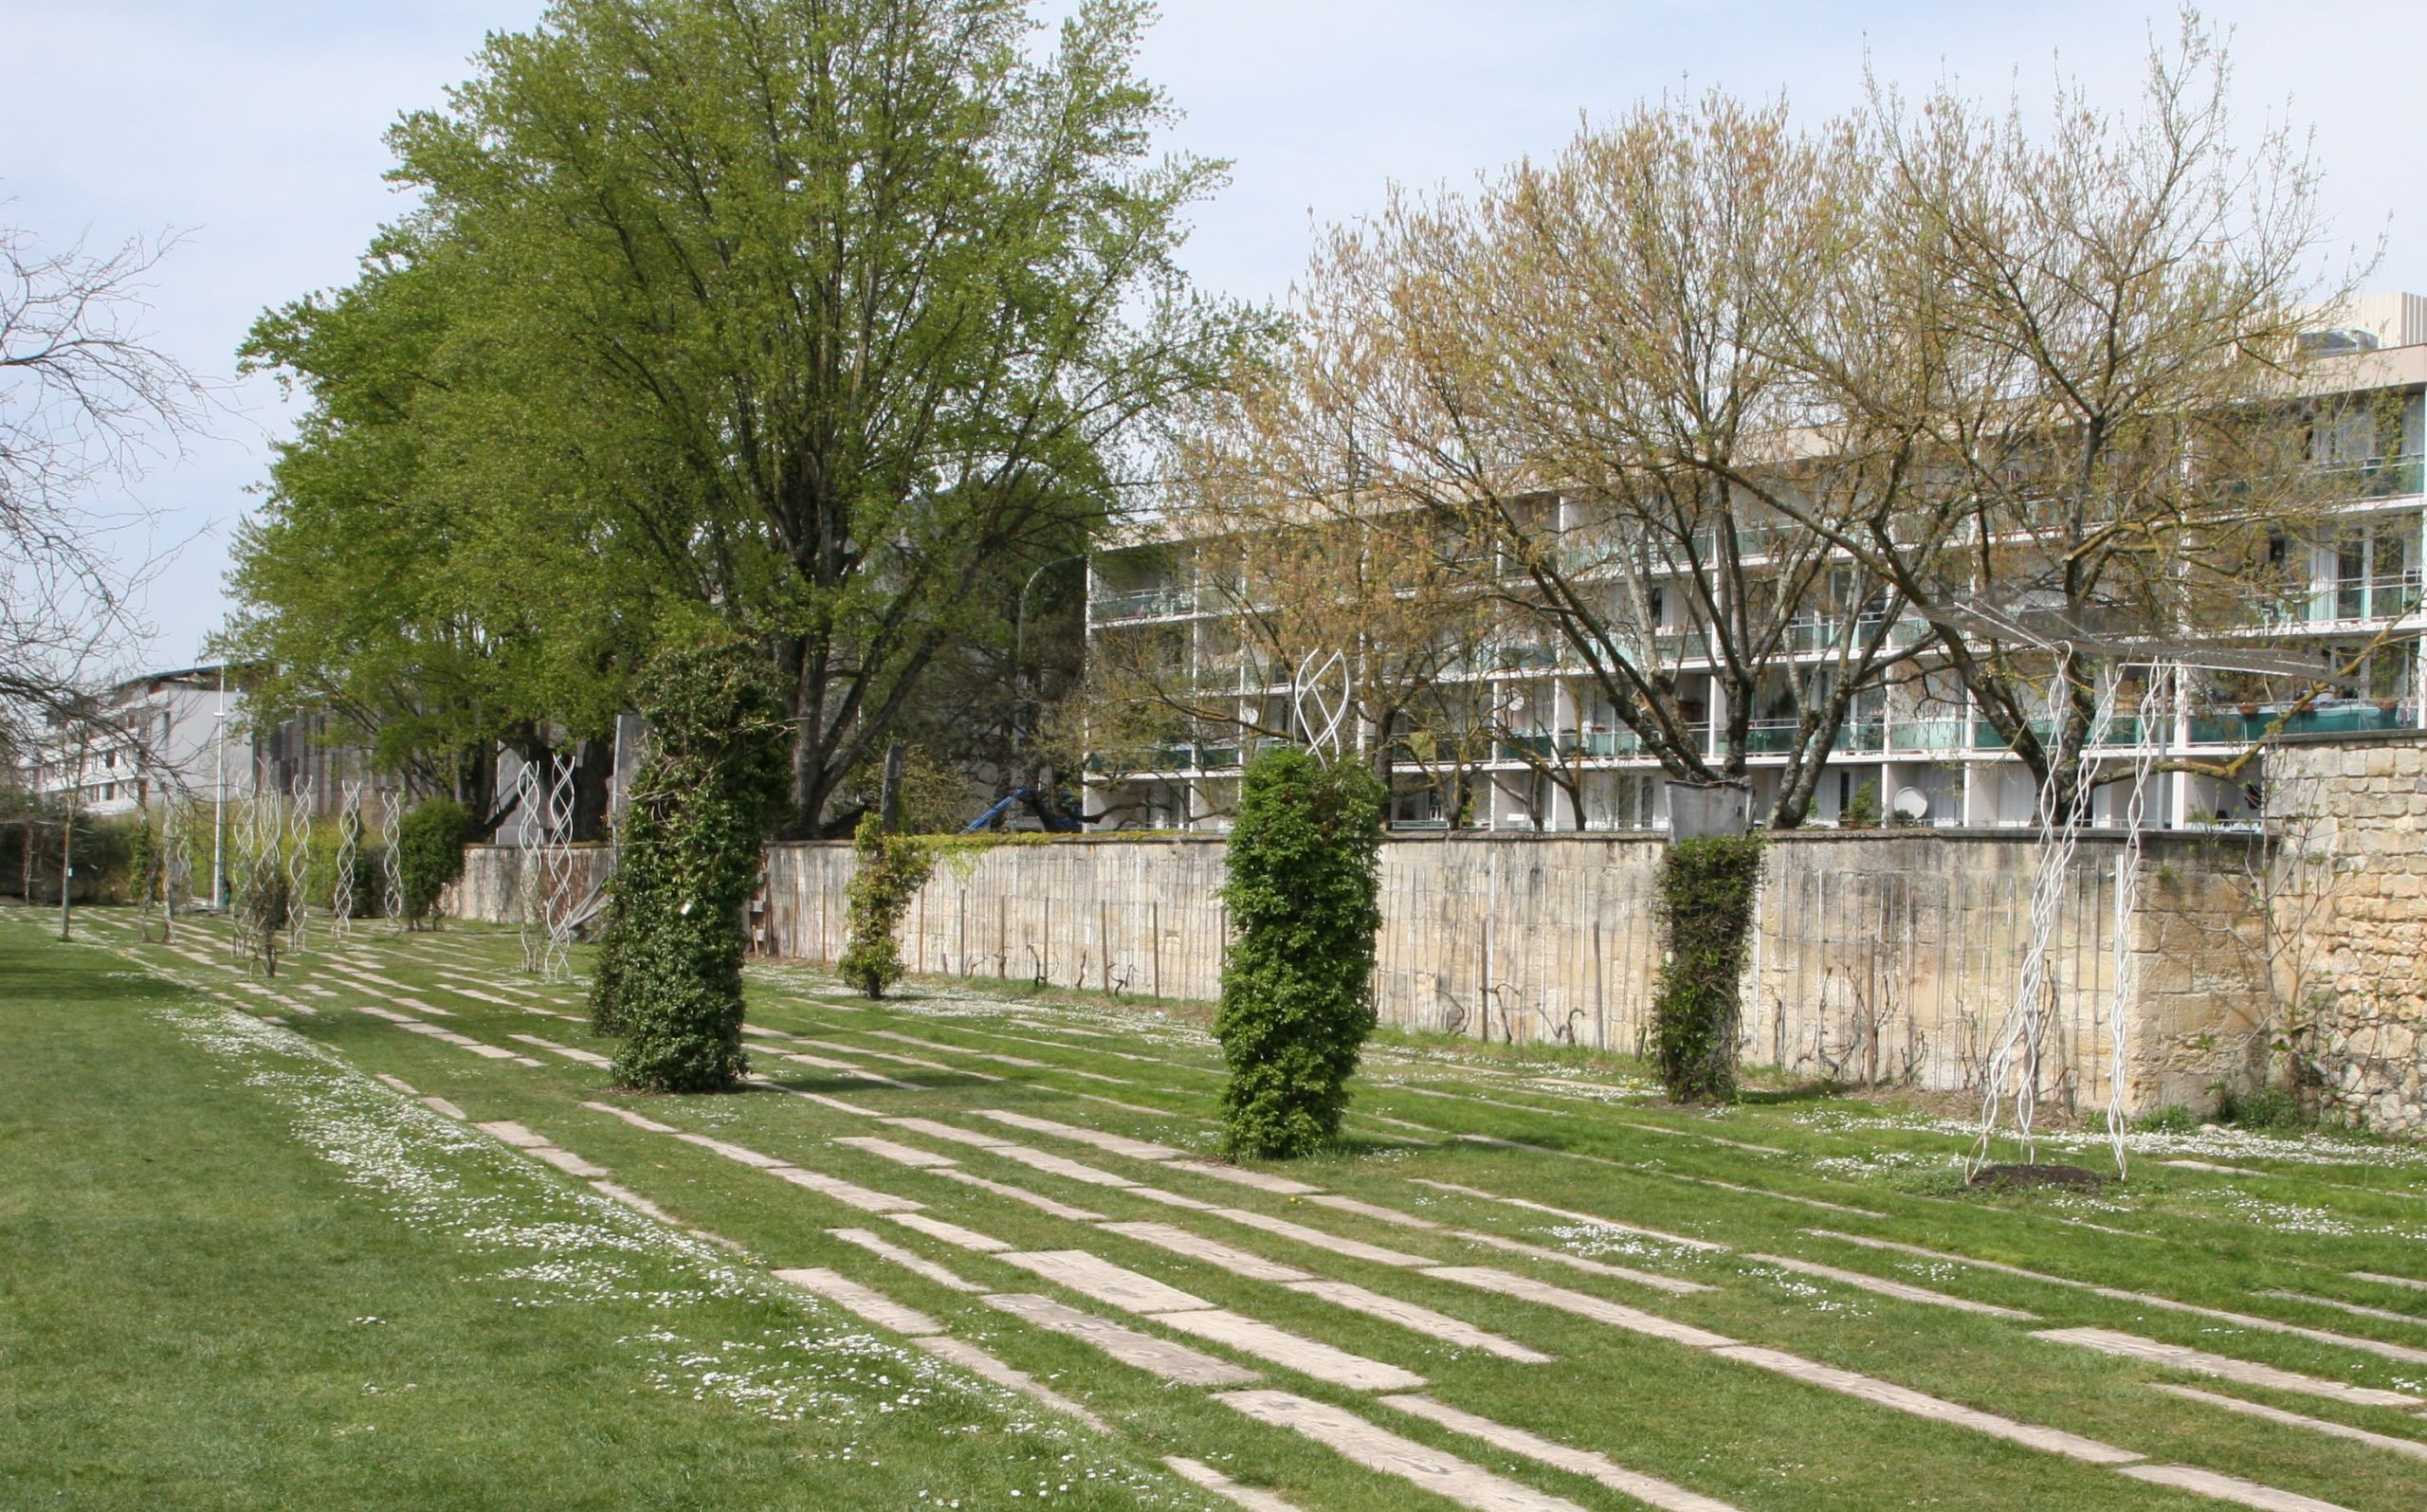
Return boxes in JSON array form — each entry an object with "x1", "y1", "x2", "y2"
[
  {"x1": 747, "y1": 829, "x2": 2273, "y2": 1116},
  {"x1": 447, "y1": 813, "x2": 2364, "y2": 1120},
  {"x1": 441, "y1": 842, "x2": 615, "y2": 927},
  {"x1": 2265, "y1": 735, "x2": 2427, "y2": 1135}
]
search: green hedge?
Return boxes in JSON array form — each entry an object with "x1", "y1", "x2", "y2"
[
  {"x1": 1214, "y1": 746, "x2": 1385, "y2": 1158},
  {"x1": 1651, "y1": 835, "x2": 1764, "y2": 1102},
  {"x1": 397, "y1": 799, "x2": 469, "y2": 928}
]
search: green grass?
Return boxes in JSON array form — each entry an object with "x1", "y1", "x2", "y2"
[{"x1": 9, "y1": 902, "x2": 2427, "y2": 1511}]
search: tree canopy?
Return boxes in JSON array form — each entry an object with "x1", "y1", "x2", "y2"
[{"x1": 228, "y1": 0, "x2": 1263, "y2": 828}]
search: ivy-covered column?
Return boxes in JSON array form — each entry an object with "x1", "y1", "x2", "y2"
[{"x1": 1214, "y1": 745, "x2": 1386, "y2": 1157}]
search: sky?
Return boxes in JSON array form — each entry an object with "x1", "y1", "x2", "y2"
[{"x1": 6, "y1": 0, "x2": 2422, "y2": 672}]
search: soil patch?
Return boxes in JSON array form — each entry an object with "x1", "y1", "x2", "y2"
[{"x1": 1968, "y1": 1162, "x2": 2105, "y2": 1192}]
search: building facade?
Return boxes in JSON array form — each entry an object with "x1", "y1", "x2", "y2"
[{"x1": 1083, "y1": 300, "x2": 2427, "y2": 834}]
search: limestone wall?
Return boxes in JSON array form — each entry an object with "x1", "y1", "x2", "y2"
[
  {"x1": 441, "y1": 842, "x2": 615, "y2": 927},
  {"x1": 445, "y1": 813, "x2": 2335, "y2": 1118},
  {"x1": 747, "y1": 829, "x2": 2272, "y2": 1116},
  {"x1": 2265, "y1": 736, "x2": 2427, "y2": 1135}
]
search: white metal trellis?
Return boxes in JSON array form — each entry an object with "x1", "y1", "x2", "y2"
[
  {"x1": 2104, "y1": 673, "x2": 2168, "y2": 1178},
  {"x1": 286, "y1": 776, "x2": 315, "y2": 955},
  {"x1": 331, "y1": 781, "x2": 364, "y2": 938},
  {"x1": 379, "y1": 788, "x2": 405, "y2": 930},
  {"x1": 1292, "y1": 649, "x2": 1352, "y2": 763},
  {"x1": 538, "y1": 753, "x2": 579, "y2": 981},
  {"x1": 514, "y1": 756, "x2": 545, "y2": 974}
]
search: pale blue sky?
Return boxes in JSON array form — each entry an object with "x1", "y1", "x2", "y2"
[{"x1": 5, "y1": 0, "x2": 2419, "y2": 668}]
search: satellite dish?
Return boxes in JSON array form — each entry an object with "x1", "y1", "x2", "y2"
[{"x1": 1892, "y1": 786, "x2": 1930, "y2": 822}]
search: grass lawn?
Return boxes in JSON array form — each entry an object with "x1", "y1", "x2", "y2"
[{"x1": 7, "y1": 901, "x2": 2426, "y2": 1511}]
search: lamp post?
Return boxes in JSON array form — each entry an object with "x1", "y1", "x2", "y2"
[
  {"x1": 211, "y1": 665, "x2": 227, "y2": 910},
  {"x1": 1010, "y1": 554, "x2": 1085, "y2": 826}
]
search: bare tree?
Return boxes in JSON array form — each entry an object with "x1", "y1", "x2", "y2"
[
  {"x1": 2, "y1": 213, "x2": 210, "y2": 755},
  {"x1": 1775, "y1": 14, "x2": 2359, "y2": 814}
]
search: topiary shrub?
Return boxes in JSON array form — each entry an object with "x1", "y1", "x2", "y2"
[
  {"x1": 1651, "y1": 835, "x2": 1764, "y2": 1102},
  {"x1": 1214, "y1": 745, "x2": 1385, "y2": 1159},
  {"x1": 397, "y1": 798, "x2": 470, "y2": 929},
  {"x1": 596, "y1": 637, "x2": 790, "y2": 1093},
  {"x1": 837, "y1": 815, "x2": 937, "y2": 998}
]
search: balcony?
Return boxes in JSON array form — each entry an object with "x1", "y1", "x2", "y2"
[
  {"x1": 2312, "y1": 573, "x2": 2421, "y2": 626},
  {"x1": 2189, "y1": 700, "x2": 2415, "y2": 744},
  {"x1": 1090, "y1": 585, "x2": 1196, "y2": 621},
  {"x1": 2314, "y1": 456, "x2": 2425, "y2": 501}
]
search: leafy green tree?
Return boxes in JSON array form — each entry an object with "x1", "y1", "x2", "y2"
[
  {"x1": 599, "y1": 638, "x2": 791, "y2": 1093},
  {"x1": 397, "y1": 797, "x2": 470, "y2": 929},
  {"x1": 1214, "y1": 746, "x2": 1385, "y2": 1158},
  {"x1": 234, "y1": 0, "x2": 1263, "y2": 832}
]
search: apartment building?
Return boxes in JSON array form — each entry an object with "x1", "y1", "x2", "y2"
[
  {"x1": 1082, "y1": 297, "x2": 2427, "y2": 834},
  {"x1": 24, "y1": 663, "x2": 370, "y2": 819}
]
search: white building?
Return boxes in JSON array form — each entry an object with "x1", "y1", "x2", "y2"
[{"x1": 1083, "y1": 300, "x2": 2426, "y2": 833}]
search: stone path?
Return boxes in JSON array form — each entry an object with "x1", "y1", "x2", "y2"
[
  {"x1": 1101, "y1": 1221, "x2": 1314, "y2": 1283},
  {"x1": 828, "y1": 1227, "x2": 987, "y2": 1294},
  {"x1": 2033, "y1": 1327, "x2": 2425, "y2": 1410},
  {"x1": 2150, "y1": 1384, "x2": 2427, "y2": 1464},
  {"x1": 1216, "y1": 1390, "x2": 1591, "y2": 1512},
  {"x1": 1286, "y1": 1281, "x2": 1553, "y2": 1364},
  {"x1": 2114, "y1": 1464, "x2": 2358, "y2": 1512},
  {"x1": 1379, "y1": 1394, "x2": 1741, "y2": 1512},
  {"x1": 1815, "y1": 1231, "x2": 2427, "y2": 1366},
  {"x1": 1160, "y1": 1455, "x2": 1304, "y2": 1512},
  {"x1": 913, "y1": 1335, "x2": 1111, "y2": 1434},
  {"x1": 983, "y1": 1293, "x2": 1256, "y2": 1386},
  {"x1": 773, "y1": 1266, "x2": 942, "y2": 1335},
  {"x1": 2254, "y1": 1289, "x2": 2427, "y2": 1329}
]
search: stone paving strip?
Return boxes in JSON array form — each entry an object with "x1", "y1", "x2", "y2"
[
  {"x1": 1160, "y1": 1455, "x2": 1305, "y2": 1512},
  {"x1": 1305, "y1": 1193, "x2": 1444, "y2": 1230},
  {"x1": 1740, "y1": 1253, "x2": 2039, "y2": 1320},
  {"x1": 1457, "y1": 1134, "x2": 1888, "y2": 1218},
  {"x1": 1392, "y1": 1084, "x2": 1574, "y2": 1119},
  {"x1": 1410, "y1": 1178, "x2": 1726, "y2": 1253},
  {"x1": 774, "y1": 1266, "x2": 945, "y2": 1335},
  {"x1": 983, "y1": 1294, "x2": 1259, "y2": 1386},
  {"x1": 995, "y1": 1146, "x2": 1146, "y2": 1188},
  {"x1": 1616, "y1": 1120, "x2": 1788, "y2": 1157},
  {"x1": 1428, "y1": 1265, "x2": 2157, "y2": 1469},
  {"x1": 765, "y1": 1165, "x2": 924, "y2": 1213},
  {"x1": 831, "y1": 1126, "x2": 1559, "y2": 1362},
  {"x1": 974, "y1": 1109, "x2": 1184, "y2": 1160},
  {"x1": 1215, "y1": 1390, "x2": 1590, "y2": 1512},
  {"x1": 1202, "y1": 1208, "x2": 1432, "y2": 1267},
  {"x1": 1156, "y1": 1310, "x2": 1427, "y2": 1392},
  {"x1": 2349, "y1": 1270, "x2": 2427, "y2": 1292},
  {"x1": 758, "y1": 1047, "x2": 926, "y2": 1090},
  {"x1": 833, "y1": 1135, "x2": 958, "y2": 1168},
  {"x1": 828, "y1": 1227, "x2": 987, "y2": 1294},
  {"x1": 1286, "y1": 1281, "x2": 1554, "y2": 1364},
  {"x1": 911, "y1": 1335, "x2": 1112, "y2": 1434},
  {"x1": 1100, "y1": 1221, "x2": 1314, "y2": 1283},
  {"x1": 934, "y1": 1168, "x2": 1109, "y2": 1222},
  {"x1": 2255, "y1": 1289, "x2": 2427, "y2": 1329},
  {"x1": 742, "y1": 1074, "x2": 887, "y2": 1117},
  {"x1": 2113, "y1": 1464, "x2": 2358, "y2": 1512},
  {"x1": 994, "y1": 1248, "x2": 1427, "y2": 1390},
  {"x1": 355, "y1": 1002, "x2": 546, "y2": 1065},
  {"x1": 509, "y1": 1033, "x2": 612, "y2": 1068},
  {"x1": 1813, "y1": 1231, "x2": 2427, "y2": 1366},
  {"x1": 2033, "y1": 1328, "x2": 2425, "y2": 1410},
  {"x1": 1379, "y1": 1393, "x2": 1741, "y2": 1512},
  {"x1": 2150, "y1": 1384, "x2": 2427, "y2": 1464},
  {"x1": 886, "y1": 1212, "x2": 1014, "y2": 1252},
  {"x1": 1711, "y1": 1344, "x2": 2144, "y2": 1465}
]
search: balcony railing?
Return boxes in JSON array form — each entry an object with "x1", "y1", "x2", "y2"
[
  {"x1": 1090, "y1": 585, "x2": 1196, "y2": 621},
  {"x1": 2189, "y1": 700, "x2": 2415, "y2": 744},
  {"x1": 2314, "y1": 456, "x2": 2425, "y2": 501}
]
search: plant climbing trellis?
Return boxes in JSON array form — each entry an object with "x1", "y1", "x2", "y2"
[
  {"x1": 379, "y1": 787, "x2": 404, "y2": 930},
  {"x1": 1938, "y1": 595, "x2": 2326, "y2": 1180},
  {"x1": 515, "y1": 751, "x2": 581, "y2": 981},
  {"x1": 285, "y1": 776, "x2": 315, "y2": 956},
  {"x1": 331, "y1": 780, "x2": 363, "y2": 937}
]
